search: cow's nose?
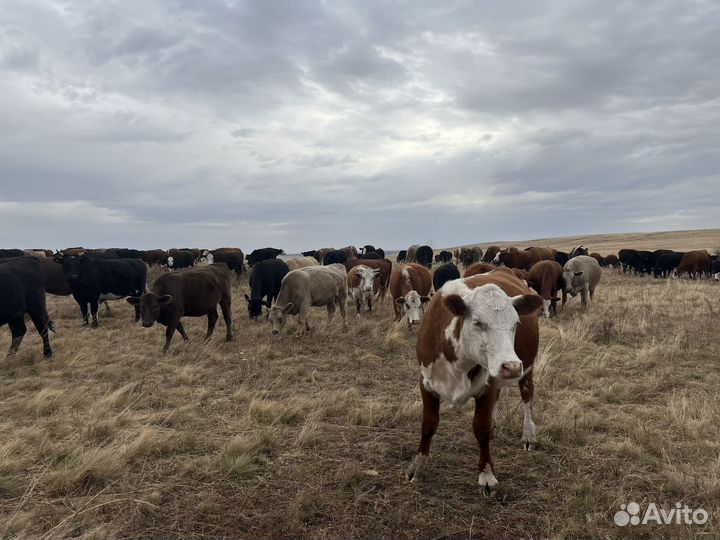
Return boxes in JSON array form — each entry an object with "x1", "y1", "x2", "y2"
[
  {"x1": 142, "y1": 321, "x2": 154, "y2": 328},
  {"x1": 499, "y1": 362, "x2": 523, "y2": 379}
]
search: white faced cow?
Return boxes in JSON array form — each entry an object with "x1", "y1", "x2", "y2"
[
  {"x1": 347, "y1": 264, "x2": 380, "y2": 315},
  {"x1": 390, "y1": 263, "x2": 432, "y2": 325},
  {"x1": 406, "y1": 272, "x2": 543, "y2": 496}
]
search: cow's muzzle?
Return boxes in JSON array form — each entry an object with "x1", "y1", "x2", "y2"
[
  {"x1": 499, "y1": 361, "x2": 523, "y2": 379},
  {"x1": 142, "y1": 321, "x2": 155, "y2": 328}
]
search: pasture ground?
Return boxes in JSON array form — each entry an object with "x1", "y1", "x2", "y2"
[{"x1": 1, "y1": 256, "x2": 719, "y2": 538}]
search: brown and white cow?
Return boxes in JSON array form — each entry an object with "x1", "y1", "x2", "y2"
[
  {"x1": 347, "y1": 264, "x2": 380, "y2": 315},
  {"x1": 406, "y1": 272, "x2": 543, "y2": 495},
  {"x1": 527, "y1": 260, "x2": 566, "y2": 317},
  {"x1": 390, "y1": 263, "x2": 432, "y2": 325},
  {"x1": 407, "y1": 272, "x2": 542, "y2": 495},
  {"x1": 463, "y1": 262, "x2": 495, "y2": 277},
  {"x1": 481, "y1": 245, "x2": 501, "y2": 263},
  {"x1": 494, "y1": 249, "x2": 533, "y2": 270},
  {"x1": 344, "y1": 259, "x2": 391, "y2": 300}
]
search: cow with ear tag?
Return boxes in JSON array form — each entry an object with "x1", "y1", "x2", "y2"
[
  {"x1": 390, "y1": 263, "x2": 432, "y2": 325},
  {"x1": 127, "y1": 263, "x2": 233, "y2": 352},
  {"x1": 562, "y1": 255, "x2": 601, "y2": 308},
  {"x1": 406, "y1": 271, "x2": 543, "y2": 497}
]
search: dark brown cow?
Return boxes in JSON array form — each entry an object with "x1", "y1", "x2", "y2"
[
  {"x1": 390, "y1": 263, "x2": 432, "y2": 324},
  {"x1": 344, "y1": 259, "x2": 391, "y2": 299},
  {"x1": 127, "y1": 263, "x2": 233, "y2": 352},
  {"x1": 481, "y1": 245, "x2": 501, "y2": 263},
  {"x1": 676, "y1": 250, "x2": 710, "y2": 279},
  {"x1": 496, "y1": 249, "x2": 534, "y2": 270},
  {"x1": 589, "y1": 252, "x2": 605, "y2": 266},
  {"x1": 527, "y1": 260, "x2": 566, "y2": 317},
  {"x1": 604, "y1": 254, "x2": 619, "y2": 269},
  {"x1": 525, "y1": 247, "x2": 556, "y2": 266},
  {"x1": 463, "y1": 262, "x2": 495, "y2": 277},
  {"x1": 142, "y1": 249, "x2": 165, "y2": 266},
  {"x1": 38, "y1": 258, "x2": 72, "y2": 296},
  {"x1": 406, "y1": 272, "x2": 543, "y2": 495}
]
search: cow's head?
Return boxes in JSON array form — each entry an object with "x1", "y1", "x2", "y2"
[
  {"x1": 443, "y1": 284, "x2": 542, "y2": 382},
  {"x1": 126, "y1": 292, "x2": 173, "y2": 327},
  {"x1": 54, "y1": 251, "x2": 86, "y2": 281},
  {"x1": 562, "y1": 268, "x2": 584, "y2": 295},
  {"x1": 268, "y1": 303, "x2": 294, "y2": 335},
  {"x1": 244, "y1": 294, "x2": 270, "y2": 321},
  {"x1": 356, "y1": 266, "x2": 380, "y2": 293},
  {"x1": 540, "y1": 296, "x2": 561, "y2": 318},
  {"x1": 395, "y1": 290, "x2": 431, "y2": 325}
]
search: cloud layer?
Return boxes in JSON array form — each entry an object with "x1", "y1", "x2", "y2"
[{"x1": 1, "y1": 0, "x2": 718, "y2": 251}]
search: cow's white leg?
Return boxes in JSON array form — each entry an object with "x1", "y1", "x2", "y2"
[
  {"x1": 521, "y1": 400, "x2": 537, "y2": 450},
  {"x1": 477, "y1": 462, "x2": 498, "y2": 494}
]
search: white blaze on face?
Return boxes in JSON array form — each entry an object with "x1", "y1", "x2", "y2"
[
  {"x1": 493, "y1": 251, "x2": 501, "y2": 263},
  {"x1": 357, "y1": 266, "x2": 378, "y2": 293},
  {"x1": 402, "y1": 290, "x2": 425, "y2": 325},
  {"x1": 456, "y1": 284, "x2": 524, "y2": 382},
  {"x1": 167, "y1": 256, "x2": 174, "y2": 268}
]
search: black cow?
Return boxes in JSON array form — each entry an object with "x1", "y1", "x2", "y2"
[
  {"x1": 359, "y1": 251, "x2": 381, "y2": 260},
  {"x1": 376, "y1": 248, "x2": 385, "y2": 259},
  {"x1": 619, "y1": 249, "x2": 643, "y2": 274},
  {"x1": 127, "y1": 263, "x2": 233, "y2": 352},
  {"x1": 397, "y1": 250, "x2": 407, "y2": 263},
  {"x1": 653, "y1": 251, "x2": 685, "y2": 278},
  {"x1": 432, "y1": 262, "x2": 460, "y2": 291},
  {"x1": 108, "y1": 248, "x2": 144, "y2": 259},
  {"x1": 360, "y1": 245, "x2": 376, "y2": 254},
  {"x1": 0, "y1": 249, "x2": 26, "y2": 259},
  {"x1": 301, "y1": 250, "x2": 317, "y2": 258},
  {"x1": 167, "y1": 250, "x2": 194, "y2": 270},
  {"x1": 247, "y1": 248, "x2": 283, "y2": 267},
  {"x1": 554, "y1": 251, "x2": 570, "y2": 266},
  {"x1": 244, "y1": 259, "x2": 289, "y2": 320},
  {"x1": 414, "y1": 245, "x2": 434, "y2": 269},
  {"x1": 206, "y1": 248, "x2": 245, "y2": 277},
  {"x1": 323, "y1": 250, "x2": 348, "y2": 265},
  {"x1": 0, "y1": 257, "x2": 53, "y2": 357},
  {"x1": 711, "y1": 256, "x2": 720, "y2": 280},
  {"x1": 55, "y1": 253, "x2": 147, "y2": 327},
  {"x1": 569, "y1": 246, "x2": 589, "y2": 258},
  {"x1": 435, "y1": 250, "x2": 453, "y2": 264}
]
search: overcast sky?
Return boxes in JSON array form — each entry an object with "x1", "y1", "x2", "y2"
[{"x1": 1, "y1": 1, "x2": 718, "y2": 251}]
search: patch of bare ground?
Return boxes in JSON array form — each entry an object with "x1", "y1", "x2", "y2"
[{"x1": 0, "y1": 262, "x2": 719, "y2": 538}]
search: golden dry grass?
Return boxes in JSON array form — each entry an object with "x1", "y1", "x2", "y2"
[{"x1": 1, "y1": 236, "x2": 719, "y2": 538}]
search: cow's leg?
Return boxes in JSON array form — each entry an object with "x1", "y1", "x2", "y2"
[
  {"x1": 519, "y1": 369, "x2": 537, "y2": 450},
  {"x1": 78, "y1": 300, "x2": 89, "y2": 326},
  {"x1": 89, "y1": 298, "x2": 100, "y2": 327},
  {"x1": 7, "y1": 315, "x2": 27, "y2": 357},
  {"x1": 220, "y1": 296, "x2": 233, "y2": 342},
  {"x1": 473, "y1": 386, "x2": 500, "y2": 496},
  {"x1": 176, "y1": 322, "x2": 190, "y2": 342},
  {"x1": 337, "y1": 295, "x2": 347, "y2": 329},
  {"x1": 589, "y1": 286, "x2": 595, "y2": 301},
  {"x1": 325, "y1": 301, "x2": 335, "y2": 323},
  {"x1": 28, "y1": 308, "x2": 53, "y2": 359},
  {"x1": 297, "y1": 306, "x2": 310, "y2": 335},
  {"x1": 406, "y1": 382, "x2": 440, "y2": 482},
  {"x1": 355, "y1": 295, "x2": 362, "y2": 316},
  {"x1": 580, "y1": 285, "x2": 589, "y2": 307},
  {"x1": 205, "y1": 308, "x2": 218, "y2": 341},
  {"x1": 393, "y1": 299, "x2": 401, "y2": 321},
  {"x1": 163, "y1": 324, "x2": 177, "y2": 352}
]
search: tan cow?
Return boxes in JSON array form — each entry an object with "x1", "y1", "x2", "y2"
[
  {"x1": 390, "y1": 263, "x2": 432, "y2": 324},
  {"x1": 406, "y1": 272, "x2": 543, "y2": 495},
  {"x1": 285, "y1": 256, "x2": 320, "y2": 271}
]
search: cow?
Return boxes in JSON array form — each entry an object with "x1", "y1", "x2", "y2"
[
  {"x1": 495, "y1": 249, "x2": 533, "y2": 270},
  {"x1": 464, "y1": 262, "x2": 495, "y2": 277},
  {"x1": 286, "y1": 256, "x2": 320, "y2": 271},
  {"x1": 712, "y1": 257, "x2": 720, "y2": 280},
  {"x1": 589, "y1": 252, "x2": 605, "y2": 266},
  {"x1": 244, "y1": 259, "x2": 289, "y2": 320},
  {"x1": 569, "y1": 245, "x2": 589, "y2": 258},
  {"x1": 359, "y1": 251, "x2": 381, "y2": 260},
  {"x1": 127, "y1": 263, "x2": 233, "y2": 352},
  {"x1": 341, "y1": 246, "x2": 358, "y2": 260},
  {"x1": 322, "y1": 250, "x2": 348, "y2": 265},
  {"x1": 525, "y1": 247, "x2": 556, "y2": 266},
  {"x1": 603, "y1": 254, "x2": 619, "y2": 269},
  {"x1": 435, "y1": 250, "x2": 453, "y2": 264},
  {"x1": 459, "y1": 246, "x2": 483, "y2": 268},
  {"x1": 313, "y1": 248, "x2": 334, "y2": 264},
  {"x1": 676, "y1": 250, "x2": 710, "y2": 279},
  {"x1": 562, "y1": 256, "x2": 601, "y2": 307},
  {"x1": 55, "y1": 251, "x2": 147, "y2": 327},
  {"x1": 268, "y1": 264, "x2": 348, "y2": 336},
  {"x1": 38, "y1": 258, "x2": 72, "y2": 296},
  {"x1": 0, "y1": 249, "x2": 25, "y2": 258},
  {"x1": 405, "y1": 271, "x2": 543, "y2": 495},
  {"x1": 23, "y1": 249, "x2": 47, "y2": 258},
  {"x1": 554, "y1": 251, "x2": 570, "y2": 266},
  {"x1": 247, "y1": 248, "x2": 283, "y2": 267},
  {"x1": 361, "y1": 245, "x2": 376, "y2": 255},
  {"x1": 347, "y1": 265, "x2": 381, "y2": 314},
  {"x1": 652, "y1": 251, "x2": 684, "y2": 278},
  {"x1": 0, "y1": 257, "x2": 53, "y2": 358},
  {"x1": 375, "y1": 248, "x2": 385, "y2": 259},
  {"x1": 527, "y1": 260, "x2": 566, "y2": 317},
  {"x1": 406, "y1": 245, "x2": 420, "y2": 263},
  {"x1": 481, "y1": 246, "x2": 501, "y2": 263},
  {"x1": 618, "y1": 248, "x2": 642, "y2": 274},
  {"x1": 301, "y1": 250, "x2": 317, "y2": 258},
  {"x1": 432, "y1": 262, "x2": 460, "y2": 291},
  {"x1": 414, "y1": 245, "x2": 434, "y2": 269},
  {"x1": 142, "y1": 249, "x2": 165, "y2": 266},
  {"x1": 390, "y1": 263, "x2": 432, "y2": 325},
  {"x1": 397, "y1": 250, "x2": 407, "y2": 263},
  {"x1": 108, "y1": 248, "x2": 144, "y2": 260},
  {"x1": 344, "y1": 259, "x2": 391, "y2": 300},
  {"x1": 203, "y1": 248, "x2": 245, "y2": 277},
  {"x1": 166, "y1": 250, "x2": 195, "y2": 270}
]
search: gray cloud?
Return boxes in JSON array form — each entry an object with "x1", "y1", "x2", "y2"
[{"x1": 0, "y1": 0, "x2": 718, "y2": 251}]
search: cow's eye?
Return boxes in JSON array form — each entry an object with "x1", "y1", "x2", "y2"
[{"x1": 473, "y1": 320, "x2": 487, "y2": 330}]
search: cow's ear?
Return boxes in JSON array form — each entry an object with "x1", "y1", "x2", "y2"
[
  {"x1": 574, "y1": 271, "x2": 584, "y2": 277},
  {"x1": 444, "y1": 294, "x2": 467, "y2": 317},
  {"x1": 159, "y1": 295, "x2": 173, "y2": 305},
  {"x1": 244, "y1": 294, "x2": 250, "y2": 301},
  {"x1": 512, "y1": 294, "x2": 543, "y2": 316},
  {"x1": 420, "y1": 295, "x2": 431, "y2": 304},
  {"x1": 126, "y1": 296, "x2": 141, "y2": 305},
  {"x1": 283, "y1": 302, "x2": 294, "y2": 312}
]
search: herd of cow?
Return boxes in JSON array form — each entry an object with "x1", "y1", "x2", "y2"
[{"x1": 1, "y1": 240, "x2": 718, "y2": 495}]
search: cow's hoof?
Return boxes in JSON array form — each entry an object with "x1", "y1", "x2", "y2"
[
  {"x1": 91, "y1": 323, "x2": 99, "y2": 329},
  {"x1": 43, "y1": 350, "x2": 53, "y2": 359},
  {"x1": 406, "y1": 455, "x2": 427, "y2": 482},
  {"x1": 522, "y1": 440, "x2": 538, "y2": 451},
  {"x1": 82, "y1": 321, "x2": 89, "y2": 326},
  {"x1": 478, "y1": 466, "x2": 499, "y2": 497}
]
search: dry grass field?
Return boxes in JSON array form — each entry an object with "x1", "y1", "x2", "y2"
[{"x1": 1, "y1": 232, "x2": 719, "y2": 539}]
